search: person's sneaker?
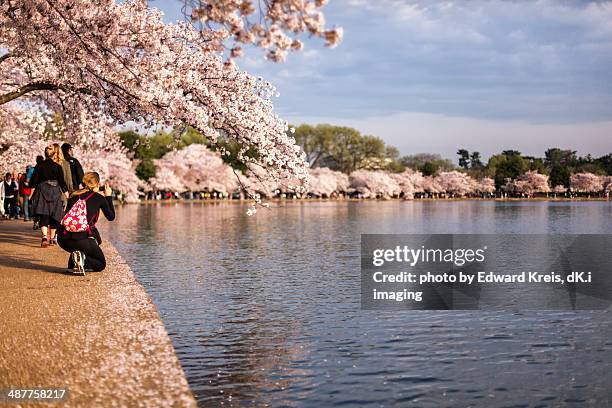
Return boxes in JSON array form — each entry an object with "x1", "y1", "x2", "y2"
[
  {"x1": 41, "y1": 238, "x2": 48, "y2": 248},
  {"x1": 71, "y1": 251, "x2": 86, "y2": 276},
  {"x1": 49, "y1": 237, "x2": 58, "y2": 246},
  {"x1": 32, "y1": 220, "x2": 39, "y2": 230}
]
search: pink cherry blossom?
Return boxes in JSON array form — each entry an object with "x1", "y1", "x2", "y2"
[
  {"x1": 421, "y1": 175, "x2": 443, "y2": 196},
  {"x1": 349, "y1": 170, "x2": 400, "y2": 199},
  {"x1": 503, "y1": 171, "x2": 550, "y2": 196},
  {"x1": 1, "y1": 0, "x2": 309, "y2": 205},
  {"x1": 389, "y1": 169, "x2": 424, "y2": 200},
  {"x1": 570, "y1": 172, "x2": 603, "y2": 193},
  {"x1": 148, "y1": 167, "x2": 186, "y2": 193},
  {"x1": 552, "y1": 185, "x2": 567, "y2": 194},
  {"x1": 476, "y1": 177, "x2": 496, "y2": 195},
  {"x1": 601, "y1": 176, "x2": 612, "y2": 193},
  {"x1": 307, "y1": 167, "x2": 349, "y2": 197},
  {"x1": 186, "y1": 0, "x2": 342, "y2": 62},
  {"x1": 153, "y1": 144, "x2": 239, "y2": 195},
  {"x1": 434, "y1": 171, "x2": 474, "y2": 197}
]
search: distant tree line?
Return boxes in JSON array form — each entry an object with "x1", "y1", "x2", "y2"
[
  {"x1": 119, "y1": 127, "x2": 255, "y2": 181},
  {"x1": 119, "y1": 124, "x2": 611, "y2": 196},
  {"x1": 456, "y1": 148, "x2": 612, "y2": 189}
]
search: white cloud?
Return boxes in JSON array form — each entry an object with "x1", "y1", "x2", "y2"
[{"x1": 302, "y1": 49, "x2": 321, "y2": 59}]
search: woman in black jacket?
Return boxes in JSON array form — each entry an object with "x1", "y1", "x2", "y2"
[
  {"x1": 30, "y1": 145, "x2": 69, "y2": 247},
  {"x1": 58, "y1": 172, "x2": 115, "y2": 275}
]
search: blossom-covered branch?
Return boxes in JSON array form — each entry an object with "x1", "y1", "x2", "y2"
[
  {"x1": 1, "y1": 0, "x2": 309, "y2": 199},
  {"x1": 183, "y1": 0, "x2": 343, "y2": 61}
]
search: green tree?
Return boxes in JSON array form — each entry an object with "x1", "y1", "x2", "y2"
[
  {"x1": 549, "y1": 164, "x2": 570, "y2": 187},
  {"x1": 524, "y1": 156, "x2": 547, "y2": 174},
  {"x1": 487, "y1": 150, "x2": 528, "y2": 189},
  {"x1": 135, "y1": 158, "x2": 156, "y2": 181},
  {"x1": 542, "y1": 148, "x2": 579, "y2": 187},
  {"x1": 400, "y1": 153, "x2": 455, "y2": 175},
  {"x1": 292, "y1": 124, "x2": 336, "y2": 168},
  {"x1": 594, "y1": 154, "x2": 612, "y2": 176},
  {"x1": 384, "y1": 146, "x2": 405, "y2": 172},
  {"x1": 421, "y1": 162, "x2": 438, "y2": 176},
  {"x1": 179, "y1": 126, "x2": 208, "y2": 147},
  {"x1": 544, "y1": 148, "x2": 577, "y2": 168},
  {"x1": 470, "y1": 151, "x2": 483, "y2": 169},
  {"x1": 457, "y1": 149, "x2": 470, "y2": 169},
  {"x1": 119, "y1": 130, "x2": 181, "y2": 181},
  {"x1": 118, "y1": 130, "x2": 140, "y2": 151}
]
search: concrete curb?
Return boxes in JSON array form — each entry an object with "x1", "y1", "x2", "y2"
[{"x1": 0, "y1": 221, "x2": 197, "y2": 407}]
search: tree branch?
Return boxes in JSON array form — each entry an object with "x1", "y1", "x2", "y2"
[
  {"x1": 0, "y1": 82, "x2": 59, "y2": 105},
  {"x1": 0, "y1": 82, "x2": 92, "y2": 105},
  {"x1": 0, "y1": 53, "x2": 12, "y2": 65}
]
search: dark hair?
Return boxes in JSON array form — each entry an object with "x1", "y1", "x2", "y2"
[
  {"x1": 4, "y1": 172, "x2": 11, "y2": 180},
  {"x1": 36, "y1": 155, "x2": 44, "y2": 165},
  {"x1": 61, "y1": 143, "x2": 72, "y2": 157}
]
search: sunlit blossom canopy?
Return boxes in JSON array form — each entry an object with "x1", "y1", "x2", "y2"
[{"x1": 0, "y1": 0, "x2": 309, "y2": 195}]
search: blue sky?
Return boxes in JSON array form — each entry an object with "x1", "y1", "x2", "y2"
[{"x1": 155, "y1": 0, "x2": 612, "y2": 160}]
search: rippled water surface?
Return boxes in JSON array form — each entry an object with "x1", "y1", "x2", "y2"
[{"x1": 101, "y1": 201, "x2": 612, "y2": 407}]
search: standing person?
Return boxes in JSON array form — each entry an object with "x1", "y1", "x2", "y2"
[
  {"x1": 61, "y1": 143, "x2": 84, "y2": 190},
  {"x1": 0, "y1": 174, "x2": 4, "y2": 218},
  {"x1": 29, "y1": 156, "x2": 44, "y2": 230},
  {"x1": 58, "y1": 172, "x2": 115, "y2": 274},
  {"x1": 19, "y1": 167, "x2": 33, "y2": 221},
  {"x1": 27, "y1": 158, "x2": 41, "y2": 182},
  {"x1": 13, "y1": 172, "x2": 22, "y2": 218},
  {"x1": 30, "y1": 145, "x2": 69, "y2": 247},
  {"x1": 3, "y1": 173, "x2": 18, "y2": 219},
  {"x1": 54, "y1": 143, "x2": 74, "y2": 194}
]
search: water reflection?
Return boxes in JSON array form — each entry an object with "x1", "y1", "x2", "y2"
[{"x1": 100, "y1": 201, "x2": 612, "y2": 407}]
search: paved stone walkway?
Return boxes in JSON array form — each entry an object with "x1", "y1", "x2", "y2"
[{"x1": 0, "y1": 220, "x2": 196, "y2": 407}]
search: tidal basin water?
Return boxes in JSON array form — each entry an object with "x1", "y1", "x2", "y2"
[{"x1": 101, "y1": 201, "x2": 612, "y2": 407}]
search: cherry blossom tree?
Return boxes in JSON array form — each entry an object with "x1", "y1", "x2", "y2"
[
  {"x1": 237, "y1": 163, "x2": 305, "y2": 200},
  {"x1": 1, "y1": 0, "x2": 308, "y2": 201},
  {"x1": 475, "y1": 177, "x2": 496, "y2": 197},
  {"x1": 75, "y1": 144, "x2": 143, "y2": 202},
  {"x1": 390, "y1": 169, "x2": 424, "y2": 200},
  {"x1": 504, "y1": 171, "x2": 550, "y2": 197},
  {"x1": 0, "y1": 105, "x2": 52, "y2": 172},
  {"x1": 552, "y1": 184, "x2": 567, "y2": 197},
  {"x1": 523, "y1": 171, "x2": 550, "y2": 196},
  {"x1": 435, "y1": 171, "x2": 474, "y2": 197},
  {"x1": 153, "y1": 144, "x2": 239, "y2": 195},
  {"x1": 0, "y1": 102, "x2": 143, "y2": 201},
  {"x1": 602, "y1": 176, "x2": 612, "y2": 195},
  {"x1": 183, "y1": 0, "x2": 343, "y2": 62},
  {"x1": 570, "y1": 172, "x2": 603, "y2": 195},
  {"x1": 349, "y1": 170, "x2": 400, "y2": 199},
  {"x1": 148, "y1": 167, "x2": 186, "y2": 193},
  {"x1": 307, "y1": 167, "x2": 349, "y2": 198},
  {"x1": 421, "y1": 175, "x2": 443, "y2": 198}
]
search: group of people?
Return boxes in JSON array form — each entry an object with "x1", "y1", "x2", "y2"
[
  {"x1": 1, "y1": 165, "x2": 35, "y2": 221},
  {"x1": 1, "y1": 143, "x2": 116, "y2": 274}
]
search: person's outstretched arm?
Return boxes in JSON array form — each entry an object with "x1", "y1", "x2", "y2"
[{"x1": 100, "y1": 185, "x2": 116, "y2": 221}]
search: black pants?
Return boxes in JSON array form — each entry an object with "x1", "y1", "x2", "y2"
[
  {"x1": 38, "y1": 214, "x2": 59, "y2": 228},
  {"x1": 4, "y1": 196, "x2": 17, "y2": 218},
  {"x1": 57, "y1": 237, "x2": 106, "y2": 272}
]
